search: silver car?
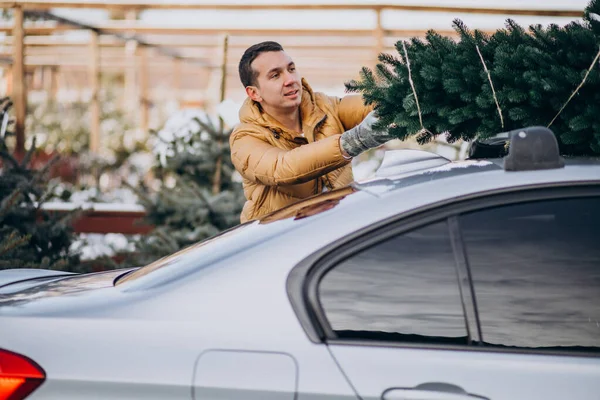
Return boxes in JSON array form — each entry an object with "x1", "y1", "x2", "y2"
[{"x1": 1, "y1": 127, "x2": 599, "y2": 400}]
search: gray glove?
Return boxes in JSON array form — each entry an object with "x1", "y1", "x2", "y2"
[{"x1": 340, "y1": 111, "x2": 394, "y2": 157}]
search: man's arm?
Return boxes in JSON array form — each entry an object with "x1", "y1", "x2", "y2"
[
  {"x1": 230, "y1": 129, "x2": 349, "y2": 186},
  {"x1": 333, "y1": 95, "x2": 396, "y2": 158},
  {"x1": 334, "y1": 94, "x2": 375, "y2": 130}
]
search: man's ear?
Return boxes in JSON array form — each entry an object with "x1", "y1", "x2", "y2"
[{"x1": 246, "y1": 86, "x2": 262, "y2": 102}]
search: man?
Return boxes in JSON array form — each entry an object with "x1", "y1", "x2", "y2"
[{"x1": 230, "y1": 41, "x2": 393, "y2": 222}]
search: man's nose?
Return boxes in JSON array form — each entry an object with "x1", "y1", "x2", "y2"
[{"x1": 283, "y1": 71, "x2": 298, "y2": 86}]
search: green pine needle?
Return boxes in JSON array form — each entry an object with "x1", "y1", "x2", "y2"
[{"x1": 345, "y1": 0, "x2": 600, "y2": 155}]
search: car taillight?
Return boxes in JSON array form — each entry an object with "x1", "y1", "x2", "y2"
[{"x1": 0, "y1": 348, "x2": 45, "y2": 400}]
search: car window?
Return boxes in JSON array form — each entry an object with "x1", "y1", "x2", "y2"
[
  {"x1": 116, "y1": 187, "x2": 365, "y2": 288},
  {"x1": 319, "y1": 221, "x2": 469, "y2": 346},
  {"x1": 116, "y1": 221, "x2": 257, "y2": 286},
  {"x1": 460, "y1": 197, "x2": 600, "y2": 353}
]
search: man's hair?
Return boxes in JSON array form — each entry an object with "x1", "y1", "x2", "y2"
[{"x1": 238, "y1": 41, "x2": 284, "y2": 88}]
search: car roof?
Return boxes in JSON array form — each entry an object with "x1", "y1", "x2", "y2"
[
  {"x1": 356, "y1": 151, "x2": 600, "y2": 197},
  {"x1": 259, "y1": 149, "x2": 600, "y2": 225}
]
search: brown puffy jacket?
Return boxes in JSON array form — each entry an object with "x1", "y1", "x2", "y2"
[{"x1": 230, "y1": 79, "x2": 371, "y2": 222}]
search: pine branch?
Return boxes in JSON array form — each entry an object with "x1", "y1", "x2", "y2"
[
  {"x1": 0, "y1": 188, "x2": 23, "y2": 219},
  {"x1": 344, "y1": 79, "x2": 363, "y2": 93},
  {"x1": 584, "y1": 0, "x2": 600, "y2": 36},
  {"x1": 19, "y1": 135, "x2": 37, "y2": 169},
  {"x1": 0, "y1": 231, "x2": 31, "y2": 258},
  {"x1": 33, "y1": 155, "x2": 60, "y2": 186},
  {"x1": 453, "y1": 19, "x2": 474, "y2": 43},
  {"x1": 0, "y1": 147, "x2": 20, "y2": 169},
  {"x1": 378, "y1": 52, "x2": 404, "y2": 69}
]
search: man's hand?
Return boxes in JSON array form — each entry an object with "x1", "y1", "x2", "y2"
[{"x1": 339, "y1": 111, "x2": 394, "y2": 158}]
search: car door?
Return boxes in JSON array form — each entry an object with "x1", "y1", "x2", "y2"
[{"x1": 310, "y1": 192, "x2": 600, "y2": 400}]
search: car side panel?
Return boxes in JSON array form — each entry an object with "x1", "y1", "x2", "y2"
[
  {"x1": 31, "y1": 380, "x2": 191, "y2": 400},
  {"x1": 2, "y1": 245, "x2": 358, "y2": 400},
  {"x1": 193, "y1": 350, "x2": 297, "y2": 399},
  {"x1": 328, "y1": 345, "x2": 600, "y2": 400}
]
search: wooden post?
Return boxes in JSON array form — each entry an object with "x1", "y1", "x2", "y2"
[
  {"x1": 89, "y1": 30, "x2": 101, "y2": 153},
  {"x1": 211, "y1": 34, "x2": 228, "y2": 195},
  {"x1": 42, "y1": 66, "x2": 59, "y2": 102},
  {"x1": 374, "y1": 7, "x2": 384, "y2": 65},
  {"x1": 4, "y1": 66, "x2": 12, "y2": 96},
  {"x1": 138, "y1": 45, "x2": 148, "y2": 134},
  {"x1": 218, "y1": 35, "x2": 228, "y2": 127},
  {"x1": 50, "y1": 67, "x2": 58, "y2": 100},
  {"x1": 172, "y1": 57, "x2": 181, "y2": 106},
  {"x1": 12, "y1": 6, "x2": 26, "y2": 155},
  {"x1": 123, "y1": 9, "x2": 138, "y2": 116},
  {"x1": 124, "y1": 39, "x2": 137, "y2": 111},
  {"x1": 42, "y1": 66, "x2": 53, "y2": 100},
  {"x1": 32, "y1": 67, "x2": 43, "y2": 90}
]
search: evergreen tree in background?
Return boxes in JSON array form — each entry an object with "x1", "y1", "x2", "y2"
[
  {"x1": 0, "y1": 97, "x2": 80, "y2": 270},
  {"x1": 26, "y1": 79, "x2": 136, "y2": 155},
  {"x1": 129, "y1": 113, "x2": 244, "y2": 265},
  {"x1": 346, "y1": 0, "x2": 600, "y2": 155}
]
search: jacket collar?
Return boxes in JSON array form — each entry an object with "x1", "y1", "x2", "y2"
[{"x1": 238, "y1": 78, "x2": 326, "y2": 142}]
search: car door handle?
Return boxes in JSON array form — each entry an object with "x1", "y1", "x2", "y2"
[{"x1": 383, "y1": 382, "x2": 490, "y2": 400}]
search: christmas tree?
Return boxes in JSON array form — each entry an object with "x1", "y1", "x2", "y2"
[
  {"x1": 26, "y1": 78, "x2": 136, "y2": 155},
  {"x1": 0, "y1": 97, "x2": 80, "y2": 270},
  {"x1": 128, "y1": 111, "x2": 244, "y2": 265},
  {"x1": 346, "y1": 0, "x2": 600, "y2": 155}
]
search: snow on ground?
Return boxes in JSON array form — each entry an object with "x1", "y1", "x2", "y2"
[{"x1": 71, "y1": 233, "x2": 136, "y2": 261}]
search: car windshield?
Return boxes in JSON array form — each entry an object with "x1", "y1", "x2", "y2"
[{"x1": 115, "y1": 186, "x2": 360, "y2": 288}]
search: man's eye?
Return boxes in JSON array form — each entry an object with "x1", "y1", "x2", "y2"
[
  {"x1": 271, "y1": 73, "x2": 279, "y2": 79},
  {"x1": 290, "y1": 67, "x2": 296, "y2": 72}
]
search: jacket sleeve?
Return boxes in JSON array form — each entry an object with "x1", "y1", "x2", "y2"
[
  {"x1": 230, "y1": 129, "x2": 350, "y2": 186},
  {"x1": 335, "y1": 94, "x2": 375, "y2": 131}
]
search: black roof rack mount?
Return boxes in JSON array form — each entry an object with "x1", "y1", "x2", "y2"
[
  {"x1": 503, "y1": 126, "x2": 565, "y2": 171},
  {"x1": 468, "y1": 132, "x2": 509, "y2": 159}
]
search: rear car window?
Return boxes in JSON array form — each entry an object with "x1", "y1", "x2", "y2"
[{"x1": 117, "y1": 187, "x2": 360, "y2": 288}]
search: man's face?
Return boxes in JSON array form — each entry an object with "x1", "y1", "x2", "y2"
[{"x1": 246, "y1": 51, "x2": 302, "y2": 112}]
